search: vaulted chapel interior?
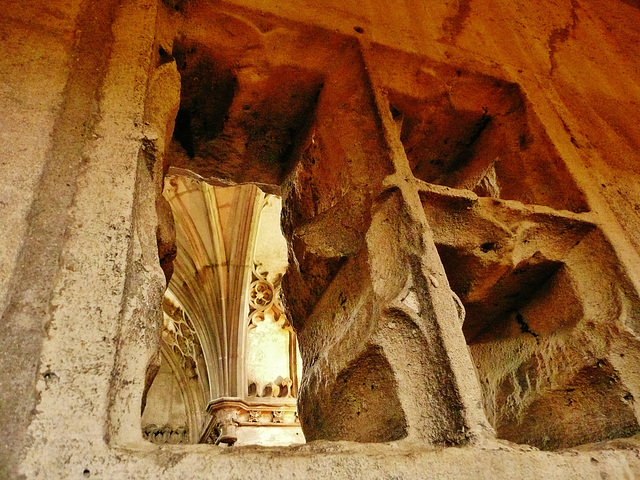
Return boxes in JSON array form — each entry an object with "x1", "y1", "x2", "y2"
[{"x1": 2, "y1": 0, "x2": 640, "y2": 478}]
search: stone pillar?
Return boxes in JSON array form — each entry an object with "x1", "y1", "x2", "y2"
[{"x1": 282, "y1": 48, "x2": 493, "y2": 444}]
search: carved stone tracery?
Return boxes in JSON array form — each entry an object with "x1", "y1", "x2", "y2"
[
  {"x1": 162, "y1": 308, "x2": 201, "y2": 378},
  {"x1": 3, "y1": 0, "x2": 640, "y2": 477},
  {"x1": 248, "y1": 263, "x2": 290, "y2": 330},
  {"x1": 246, "y1": 259, "x2": 298, "y2": 400}
]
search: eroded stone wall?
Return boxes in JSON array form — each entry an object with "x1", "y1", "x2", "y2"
[{"x1": 2, "y1": 0, "x2": 640, "y2": 478}]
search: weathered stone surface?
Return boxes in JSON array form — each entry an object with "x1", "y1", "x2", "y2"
[
  {"x1": 1, "y1": 0, "x2": 640, "y2": 478},
  {"x1": 0, "y1": 1, "x2": 117, "y2": 477},
  {"x1": 417, "y1": 182, "x2": 640, "y2": 449},
  {"x1": 278, "y1": 48, "x2": 492, "y2": 444},
  {"x1": 17, "y1": 437, "x2": 640, "y2": 479}
]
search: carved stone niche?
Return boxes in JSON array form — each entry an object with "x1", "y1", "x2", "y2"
[{"x1": 279, "y1": 54, "x2": 640, "y2": 448}]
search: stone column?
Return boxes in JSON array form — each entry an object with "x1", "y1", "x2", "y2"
[{"x1": 281, "y1": 47, "x2": 493, "y2": 444}]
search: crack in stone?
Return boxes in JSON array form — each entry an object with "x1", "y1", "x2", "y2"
[{"x1": 516, "y1": 313, "x2": 539, "y2": 339}]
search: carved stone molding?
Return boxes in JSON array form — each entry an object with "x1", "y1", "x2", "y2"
[
  {"x1": 143, "y1": 424, "x2": 189, "y2": 444},
  {"x1": 201, "y1": 398, "x2": 300, "y2": 445},
  {"x1": 248, "y1": 377, "x2": 295, "y2": 399}
]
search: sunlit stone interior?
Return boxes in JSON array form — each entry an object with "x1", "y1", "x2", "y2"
[{"x1": 142, "y1": 175, "x2": 304, "y2": 446}]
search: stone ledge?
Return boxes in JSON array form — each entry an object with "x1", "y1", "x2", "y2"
[{"x1": 24, "y1": 437, "x2": 640, "y2": 479}]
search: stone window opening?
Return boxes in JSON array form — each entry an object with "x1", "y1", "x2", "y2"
[{"x1": 142, "y1": 177, "x2": 304, "y2": 446}]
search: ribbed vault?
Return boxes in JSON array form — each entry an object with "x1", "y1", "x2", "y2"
[
  {"x1": 164, "y1": 175, "x2": 261, "y2": 401},
  {"x1": 143, "y1": 174, "x2": 301, "y2": 445}
]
